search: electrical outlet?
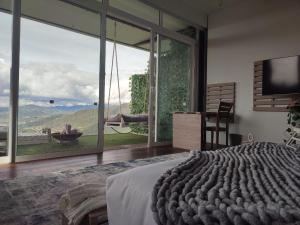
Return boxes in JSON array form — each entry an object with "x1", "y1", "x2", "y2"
[{"x1": 247, "y1": 132, "x2": 254, "y2": 143}]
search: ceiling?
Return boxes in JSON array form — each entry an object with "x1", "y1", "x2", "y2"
[
  {"x1": 0, "y1": 0, "x2": 197, "y2": 51},
  {"x1": 178, "y1": 0, "x2": 242, "y2": 15},
  {"x1": 141, "y1": 0, "x2": 242, "y2": 27},
  {"x1": 0, "y1": 0, "x2": 241, "y2": 51},
  {"x1": 0, "y1": 0, "x2": 152, "y2": 50}
]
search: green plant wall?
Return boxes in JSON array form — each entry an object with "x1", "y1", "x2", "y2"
[
  {"x1": 156, "y1": 38, "x2": 190, "y2": 141},
  {"x1": 128, "y1": 40, "x2": 190, "y2": 139},
  {"x1": 129, "y1": 74, "x2": 149, "y2": 134},
  {"x1": 129, "y1": 74, "x2": 149, "y2": 114}
]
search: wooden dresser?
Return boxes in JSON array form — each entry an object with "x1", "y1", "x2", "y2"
[{"x1": 172, "y1": 112, "x2": 202, "y2": 150}]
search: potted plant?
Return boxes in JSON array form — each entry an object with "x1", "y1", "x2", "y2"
[
  {"x1": 285, "y1": 100, "x2": 300, "y2": 142},
  {"x1": 287, "y1": 100, "x2": 300, "y2": 127}
]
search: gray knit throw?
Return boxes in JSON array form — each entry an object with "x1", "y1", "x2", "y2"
[{"x1": 151, "y1": 142, "x2": 300, "y2": 225}]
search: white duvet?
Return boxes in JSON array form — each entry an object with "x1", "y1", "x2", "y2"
[{"x1": 106, "y1": 158, "x2": 187, "y2": 225}]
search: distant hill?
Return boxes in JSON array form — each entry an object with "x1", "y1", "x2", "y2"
[
  {"x1": 0, "y1": 107, "x2": 7, "y2": 113},
  {"x1": 18, "y1": 105, "x2": 64, "y2": 123},
  {"x1": 53, "y1": 105, "x2": 97, "y2": 112},
  {"x1": 19, "y1": 109, "x2": 99, "y2": 134},
  {"x1": 18, "y1": 103, "x2": 130, "y2": 135},
  {"x1": 0, "y1": 104, "x2": 75, "y2": 126}
]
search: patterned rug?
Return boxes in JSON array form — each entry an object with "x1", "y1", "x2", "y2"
[{"x1": 0, "y1": 153, "x2": 188, "y2": 225}]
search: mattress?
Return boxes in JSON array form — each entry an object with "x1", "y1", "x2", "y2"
[
  {"x1": 107, "y1": 143, "x2": 300, "y2": 225},
  {"x1": 106, "y1": 157, "x2": 187, "y2": 225}
]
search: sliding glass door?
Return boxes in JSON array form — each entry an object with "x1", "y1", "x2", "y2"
[
  {"x1": 0, "y1": 4, "x2": 12, "y2": 161},
  {"x1": 17, "y1": 2, "x2": 100, "y2": 158},
  {"x1": 1, "y1": 0, "x2": 198, "y2": 162},
  {"x1": 104, "y1": 18, "x2": 150, "y2": 149},
  {"x1": 155, "y1": 35, "x2": 192, "y2": 142}
]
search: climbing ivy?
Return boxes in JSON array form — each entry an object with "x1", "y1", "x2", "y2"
[
  {"x1": 128, "y1": 40, "x2": 190, "y2": 137},
  {"x1": 129, "y1": 74, "x2": 149, "y2": 134},
  {"x1": 285, "y1": 104, "x2": 300, "y2": 142},
  {"x1": 129, "y1": 74, "x2": 149, "y2": 114},
  {"x1": 156, "y1": 39, "x2": 190, "y2": 141}
]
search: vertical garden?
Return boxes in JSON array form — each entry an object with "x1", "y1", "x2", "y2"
[
  {"x1": 129, "y1": 39, "x2": 190, "y2": 140},
  {"x1": 129, "y1": 73, "x2": 149, "y2": 134},
  {"x1": 156, "y1": 39, "x2": 190, "y2": 141}
]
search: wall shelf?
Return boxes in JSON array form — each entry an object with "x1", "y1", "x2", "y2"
[
  {"x1": 206, "y1": 82, "x2": 235, "y2": 113},
  {"x1": 253, "y1": 61, "x2": 300, "y2": 112}
]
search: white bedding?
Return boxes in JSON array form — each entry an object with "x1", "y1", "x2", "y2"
[{"x1": 106, "y1": 157, "x2": 187, "y2": 225}]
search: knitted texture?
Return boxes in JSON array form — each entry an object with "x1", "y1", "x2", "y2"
[{"x1": 151, "y1": 142, "x2": 300, "y2": 225}]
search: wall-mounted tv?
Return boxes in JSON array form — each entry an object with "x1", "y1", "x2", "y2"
[{"x1": 262, "y1": 55, "x2": 300, "y2": 95}]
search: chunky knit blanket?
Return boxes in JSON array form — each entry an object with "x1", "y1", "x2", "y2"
[{"x1": 151, "y1": 142, "x2": 300, "y2": 225}]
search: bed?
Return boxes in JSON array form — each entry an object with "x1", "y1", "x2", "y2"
[
  {"x1": 106, "y1": 157, "x2": 188, "y2": 225},
  {"x1": 106, "y1": 142, "x2": 300, "y2": 225}
]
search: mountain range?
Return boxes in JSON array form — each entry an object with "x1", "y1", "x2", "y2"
[{"x1": 0, "y1": 103, "x2": 130, "y2": 134}]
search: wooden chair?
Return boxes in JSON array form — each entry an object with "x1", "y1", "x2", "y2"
[{"x1": 205, "y1": 101, "x2": 234, "y2": 150}]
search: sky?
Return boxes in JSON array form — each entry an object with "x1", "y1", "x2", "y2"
[{"x1": 0, "y1": 11, "x2": 149, "y2": 108}]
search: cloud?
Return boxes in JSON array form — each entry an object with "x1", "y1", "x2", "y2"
[
  {"x1": 0, "y1": 96, "x2": 9, "y2": 108},
  {"x1": 0, "y1": 58, "x2": 144, "y2": 107},
  {"x1": 18, "y1": 62, "x2": 141, "y2": 105},
  {"x1": 0, "y1": 57, "x2": 101, "y2": 106},
  {"x1": 0, "y1": 12, "x2": 149, "y2": 107},
  {"x1": 0, "y1": 57, "x2": 10, "y2": 99},
  {"x1": 19, "y1": 62, "x2": 99, "y2": 103}
]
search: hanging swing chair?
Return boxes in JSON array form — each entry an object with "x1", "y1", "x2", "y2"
[{"x1": 105, "y1": 22, "x2": 148, "y2": 128}]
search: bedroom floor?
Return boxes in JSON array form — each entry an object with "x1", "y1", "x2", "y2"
[{"x1": 0, "y1": 145, "x2": 188, "y2": 180}]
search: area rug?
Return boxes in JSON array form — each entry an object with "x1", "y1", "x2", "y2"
[{"x1": 0, "y1": 152, "x2": 188, "y2": 225}]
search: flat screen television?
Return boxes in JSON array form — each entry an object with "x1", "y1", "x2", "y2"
[{"x1": 262, "y1": 55, "x2": 300, "y2": 95}]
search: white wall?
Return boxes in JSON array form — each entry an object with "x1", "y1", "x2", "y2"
[{"x1": 207, "y1": 0, "x2": 300, "y2": 143}]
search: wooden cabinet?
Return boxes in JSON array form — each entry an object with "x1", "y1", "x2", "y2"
[{"x1": 172, "y1": 112, "x2": 202, "y2": 150}]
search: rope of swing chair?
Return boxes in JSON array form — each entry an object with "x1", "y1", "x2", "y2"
[
  {"x1": 107, "y1": 21, "x2": 122, "y2": 121},
  {"x1": 106, "y1": 21, "x2": 149, "y2": 127},
  {"x1": 105, "y1": 21, "x2": 133, "y2": 134}
]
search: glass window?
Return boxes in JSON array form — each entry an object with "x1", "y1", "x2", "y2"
[
  {"x1": 156, "y1": 36, "x2": 192, "y2": 142},
  {"x1": 0, "y1": 2, "x2": 12, "y2": 158},
  {"x1": 104, "y1": 18, "x2": 150, "y2": 148},
  {"x1": 17, "y1": 0, "x2": 100, "y2": 157}
]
